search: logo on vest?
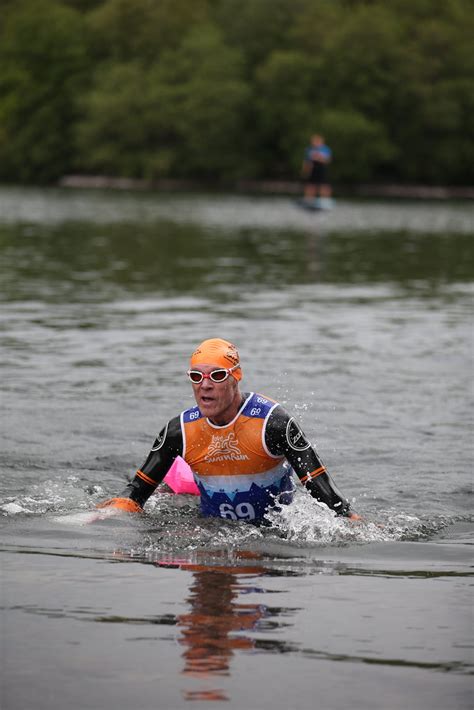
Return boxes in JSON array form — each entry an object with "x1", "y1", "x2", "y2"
[
  {"x1": 150, "y1": 423, "x2": 168, "y2": 451},
  {"x1": 286, "y1": 417, "x2": 311, "y2": 451},
  {"x1": 206, "y1": 432, "x2": 250, "y2": 463}
]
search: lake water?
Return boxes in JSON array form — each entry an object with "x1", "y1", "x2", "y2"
[{"x1": 1, "y1": 186, "x2": 473, "y2": 709}]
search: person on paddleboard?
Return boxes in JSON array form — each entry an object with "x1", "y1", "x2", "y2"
[
  {"x1": 301, "y1": 133, "x2": 333, "y2": 208},
  {"x1": 98, "y1": 338, "x2": 360, "y2": 523}
]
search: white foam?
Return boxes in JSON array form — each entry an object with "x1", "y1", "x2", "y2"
[
  {"x1": 52, "y1": 508, "x2": 122, "y2": 526},
  {"x1": 1, "y1": 502, "x2": 33, "y2": 515},
  {"x1": 264, "y1": 492, "x2": 428, "y2": 545}
]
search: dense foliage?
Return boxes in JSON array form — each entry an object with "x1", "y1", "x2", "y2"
[{"x1": 0, "y1": 0, "x2": 472, "y2": 185}]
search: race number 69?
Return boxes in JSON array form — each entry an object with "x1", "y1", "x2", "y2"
[{"x1": 219, "y1": 502, "x2": 256, "y2": 520}]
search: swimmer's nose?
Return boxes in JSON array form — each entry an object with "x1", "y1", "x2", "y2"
[{"x1": 198, "y1": 375, "x2": 214, "y2": 390}]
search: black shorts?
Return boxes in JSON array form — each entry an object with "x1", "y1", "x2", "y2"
[{"x1": 306, "y1": 162, "x2": 328, "y2": 185}]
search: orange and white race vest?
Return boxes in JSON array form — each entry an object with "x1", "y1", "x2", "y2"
[{"x1": 180, "y1": 393, "x2": 294, "y2": 521}]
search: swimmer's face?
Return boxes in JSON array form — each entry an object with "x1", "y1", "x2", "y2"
[{"x1": 190, "y1": 363, "x2": 241, "y2": 425}]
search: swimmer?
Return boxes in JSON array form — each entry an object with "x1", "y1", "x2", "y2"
[{"x1": 98, "y1": 338, "x2": 361, "y2": 523}]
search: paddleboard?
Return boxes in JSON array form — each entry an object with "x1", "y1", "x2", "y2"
[{"x1": 295, "y1": 197, "x2": 334, "y2": 211}]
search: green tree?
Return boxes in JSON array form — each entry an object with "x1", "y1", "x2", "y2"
[
  {"x1": 86, "y1": 0, "x2": 210, "y2": 62},
  {"x1": 156, "y1": 24, "x2": 253, "y2": 178},
  {"x1": 316, "y1": 108, "x2": 396, "y2": 182},
  {"x1": 1, "y1": 0, "x2": 473, "y2": 185},
  {"x1": 0, "y1": 0, "x2": 90, "y2": 182},
  {"x1": 254, "y1": 50, "x2": 317, "y2": 177},
  {"x1": 215, "y1": 0, "x2": 305, "y2": 73},
  {"x1": 389, "y1": 5, "x2": 474, "y2": 183},
  {"x1": 76, "y1": 62, "x2": 162, "y2": 177},
  {"x1": 77, "y1": 24, "x2": 252, "y2": 180}
]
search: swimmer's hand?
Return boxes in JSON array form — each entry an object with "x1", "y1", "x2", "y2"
[
  {"x1": 338, "y1": 504, "x2": 363, "y2": 521},
  {"x1": 96, "y1": 497, "x2": 142, "y2": 513}
]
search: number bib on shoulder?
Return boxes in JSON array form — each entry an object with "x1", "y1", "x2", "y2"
[{"x1": 181, "y1": 393, "x2": 294, "y2": 522}]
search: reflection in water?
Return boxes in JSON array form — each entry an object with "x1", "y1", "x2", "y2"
[
  {"x1": 1, "y1": 218, "x2": 473, "y2": 304},
  {"x1": 305, "y1": 227, "x2": 328, "y2": 281},
  {"x1": 157, "y1": 554, "x2": 278, "y2": 702},
  {"x1": 179, "y1": 569, "x2": 263, "y2": 701}
]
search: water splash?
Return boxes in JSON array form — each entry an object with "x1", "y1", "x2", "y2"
[
  {"x1": 0, "y1": 475, "x2": 106, "y2": 516},
  {"x1": 263, "y1": 491, "x2": 450, "y2": 546},
  {"x1": 1, "y1": 478, "x2": 454, "y2": 550}
]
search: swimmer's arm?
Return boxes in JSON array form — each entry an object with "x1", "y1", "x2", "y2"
[
  {"x1": 98, "y1": 416, "x2": 183, "y2": 512},
  {"x1": 265, "y1": 406, "x2": 359, "y2": 519}
]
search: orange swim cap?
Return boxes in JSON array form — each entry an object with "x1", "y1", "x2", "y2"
[{"x1": 190, "y1": 338, "x2": 242, "y2": 381}]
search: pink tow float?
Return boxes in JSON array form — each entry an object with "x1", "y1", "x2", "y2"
[{"x1": 163, "y1": 456, "x2": 200, "y2": 495}]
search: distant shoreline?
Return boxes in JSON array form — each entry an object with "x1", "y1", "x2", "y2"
[{"x1": 58, "y1": 175, "x2": 474, "y2": 200}]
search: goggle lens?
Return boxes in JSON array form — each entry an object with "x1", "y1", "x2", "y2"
[
  {"x1": 210, "y1": 369, "x2": 228, "y2": 382},
  {"x1": 188, "y1": 369, "x2": 229, "y2": 384}
]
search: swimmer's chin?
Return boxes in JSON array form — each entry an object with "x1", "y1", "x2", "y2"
[{"x1": 197, "y1": 399, "x2": 217, "y2": 417}]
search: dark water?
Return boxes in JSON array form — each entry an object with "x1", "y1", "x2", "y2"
[{"x1": 1, "y1": 187, "x2": 473, "y2": 709}]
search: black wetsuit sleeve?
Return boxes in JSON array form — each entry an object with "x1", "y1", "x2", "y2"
[
  {"x1": 265, "y1": 405, "x2": 351, "y2": 517},
  {"x1": 118, "y1": 416, "x2": 184, "y2": 508}
]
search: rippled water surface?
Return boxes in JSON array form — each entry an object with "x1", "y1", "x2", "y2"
[{"x1": 1, "y1": 186, "x2": 473, "y2": 709}]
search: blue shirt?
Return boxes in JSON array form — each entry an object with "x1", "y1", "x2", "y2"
[{"x1": 305, "y1": 144, "x2": 332, "y2": 163}]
